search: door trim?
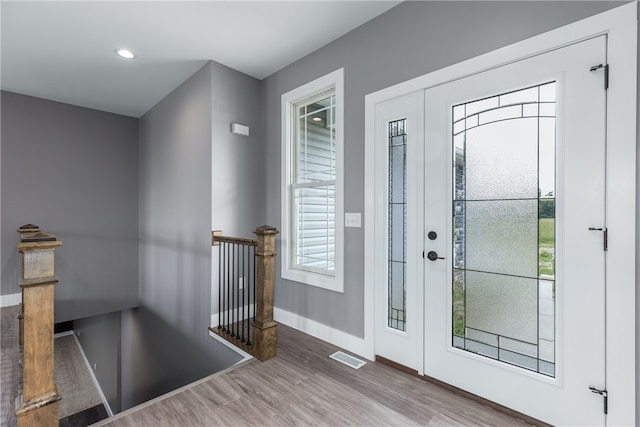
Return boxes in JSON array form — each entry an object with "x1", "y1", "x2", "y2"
[{"x1": 363, "y1": 3, "x2": 636, "y2": 424}]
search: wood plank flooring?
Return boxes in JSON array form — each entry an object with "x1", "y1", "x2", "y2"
[
  {"x1": 1, "y1": 305, "x2": 20, "y2": 427},
  {"x1": 100, "y1": 325, "x2": 532, "y2": 426}
]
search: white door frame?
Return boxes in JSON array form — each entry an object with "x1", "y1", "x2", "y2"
[{"x1": 363, "y1": 3, "x2": 636, "y2": 425}]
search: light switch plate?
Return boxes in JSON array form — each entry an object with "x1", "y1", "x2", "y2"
[{"x1": 345, "y1": 213, "x2": 361, "y2": 228}]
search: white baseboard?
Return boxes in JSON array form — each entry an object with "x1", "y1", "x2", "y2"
[
  {"x1": 273, "y1": 307, "x2": 373, "y2": 361},
  {"x1": 1, "y1": 293, "x2": 21, "y2": 307},
  {"x1": 70, "y1": 332, "x2": 114, "y2": 417}
]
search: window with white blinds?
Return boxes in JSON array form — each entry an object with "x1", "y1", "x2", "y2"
[
  {"x1": 282, "y1": 69, "x2": 344, "y2": 292},
  {"x1": 294, "y1": 92, "x2": 336, "y2": 273}
]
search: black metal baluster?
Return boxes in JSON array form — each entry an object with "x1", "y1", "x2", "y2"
[
  {"x1": 247, "y1": 244, "x2": 251, "y2": 344},
  {"x1": 227, "y1": 243, "x2": 236, "y2": 334},
  {"x1": 246, "y1": 245, "x2": 253, "y2": 346},
  {"x1": 232, "y1": 243, "x2": 237, "y2": 337},
  {"x1": 218, "y1": 239, "x2": 222, "y2": 331},
  {"x1": 225, "y1": 243, "x2": 233, "y2": 334},
  {"x1": 236, "y1": 243, "x2": 240, "y2": 338},
  {"x1": 240, "y1": 244, "x2": 245, "y2": 343},
  {"x1": 223, "y1": 242, "x2": 227, "y2": 333},
  {"x1": 226, "y1": 242, "x2": 230, "y2": 333},
  {"x1": 222, "y1": 242, "x2": 227, "y2": 332},
  {"x1": 252, "y1": 245, "x2": 256, "y2": 344},
  {"x1": 235, "y1": 243, "x2": 240, "y2": 339},
  {"x1": 234, "y1": 243, "x2": 239, "y2": 338}
]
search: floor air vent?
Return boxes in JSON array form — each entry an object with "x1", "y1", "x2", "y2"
[{"x1": 329, "y1": 351, "x2": 366, "y2": 369}]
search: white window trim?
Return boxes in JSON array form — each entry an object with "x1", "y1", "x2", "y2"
[{"x1": 281, "y1": 68, "x2": 344, "y2": 293}]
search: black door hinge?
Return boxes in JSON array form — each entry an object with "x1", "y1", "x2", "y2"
[
  {"x1": 589, "y1": 386, "x2": 608, "y2": 414},
  {"x1": 590, "y1": 64, "x2": 609, "y2": 90},
  {"x1": 588, "y1": 227, "x2": 608, "y2": 251}
]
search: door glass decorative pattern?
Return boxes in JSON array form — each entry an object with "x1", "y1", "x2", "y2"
[
  {"x1": 389, "y1": 119, "x2": 407, "y2": 331},
  {"x1": 452, "y1": 82, "x2": 556, "y2": 376}
]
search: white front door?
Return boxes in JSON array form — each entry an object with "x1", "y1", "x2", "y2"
[
  {"x1": 374, "y1": 35, "x2": 609, "y2": 425},
  {"x1": 424, "y1": 36, "x2": 606, "y2": 425}
]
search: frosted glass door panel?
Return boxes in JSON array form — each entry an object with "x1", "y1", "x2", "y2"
[
  {"x1": 465, "y1": 120, "x2": 539, "y2": 200},
  {"x1": 453, "y1": 82, "x2": 556, "y2": 376},
  {"x1": 465, "y1": 199, "x2": 538, "y2": 277},
  {"x1": 465, "y1": 271, "x2": 538, "y2": 345}
]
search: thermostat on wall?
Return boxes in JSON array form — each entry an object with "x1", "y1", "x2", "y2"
[{"x1": 231, "y1": 123, "x2": 250, "y2": 136}]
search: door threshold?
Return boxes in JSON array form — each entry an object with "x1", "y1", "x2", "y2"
[{"x1": 375, "y1": 356, "x2": 550, "y2": 427}]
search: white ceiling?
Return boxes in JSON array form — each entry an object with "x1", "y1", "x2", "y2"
[{"x1": 1, "y1": 1, "x2": 401, "y2": 117}]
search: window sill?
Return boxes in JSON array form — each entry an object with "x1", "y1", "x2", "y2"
[{"x1": 282, "y1": 267, "x2": 344, "y2": 293}]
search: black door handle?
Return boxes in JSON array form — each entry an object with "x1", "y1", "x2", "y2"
[{"x1": 427, "y1": 251, "x2": 445, "y2": 261}]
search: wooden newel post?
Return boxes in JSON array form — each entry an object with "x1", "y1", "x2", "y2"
[
  {"x1": 252, "y1": 225, "x2": 278, "y2": 361},
  {"x1": 15, "y1": 224, "x2": 62, "y2": 427}
]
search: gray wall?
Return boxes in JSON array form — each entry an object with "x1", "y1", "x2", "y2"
[
  {"x1": 211, "y1": 61, "x2": 265, "y2": 238},
  {"x1": 123, "y1": 60, "x2": 261, "y2": 409},
  {"x1": 262, "y1": 1, "x2": 623, "y2": 338},
  {"x1": 1, "y1": 91, "x2": 139, "y2": 322},
  {"x1": 74, "y1": 311, "x2": 121, "y2": 413}
]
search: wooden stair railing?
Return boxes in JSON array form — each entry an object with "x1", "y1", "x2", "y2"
[
  {"x1": 209, "y1": 225, "x2": 278, "y2": 361},
  {"x1": 15, "y1": 224, "x2": 62, "y2": 427}
]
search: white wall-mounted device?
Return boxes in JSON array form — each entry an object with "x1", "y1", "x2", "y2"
[{"x1": 231, "y1": 123, "x2": 250, "y2": 137}]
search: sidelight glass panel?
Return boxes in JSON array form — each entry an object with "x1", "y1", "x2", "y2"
[
  {"x1": 388, "y1": 119, "x2": 407, "y2": 331},
  {"x1": 390, "y1": 145, "x2": 405, "y2": 204},
  {"x1": 453, "y1": 82, "x2": 556, "y2": 376},
  {"x1": 391, "y1": 204, "x2": 405, "y2": 263}
]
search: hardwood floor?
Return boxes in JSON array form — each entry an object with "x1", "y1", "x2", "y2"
[
  {"x1": 100, "y1": 325, "x2": 532, "y2": 426},
  {"x1": 1, "y1": 305, "x2": 20, "y2": 427}
]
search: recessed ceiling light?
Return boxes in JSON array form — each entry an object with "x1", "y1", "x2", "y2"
[
  {"x1": 115, "y1": 49, "x2": 135, "y2": 59},
  {"x1": 312, "y1": 117, "x2": 323, "y2": 122}
]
